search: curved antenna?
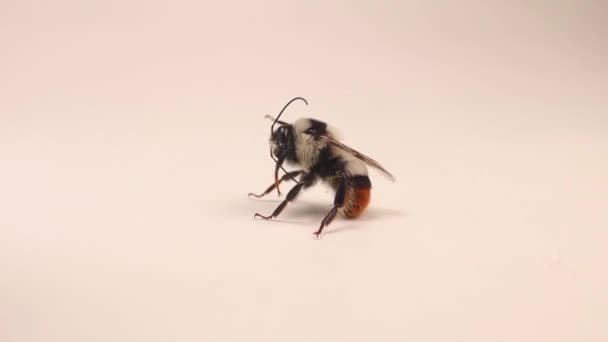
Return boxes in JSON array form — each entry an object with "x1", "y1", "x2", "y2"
[
  {"x1": 271, "y1": 97, "x2": 308, "y2": 134},
  {"x1": 264, "y1": 115, "x2": 288, "y2": 126}
]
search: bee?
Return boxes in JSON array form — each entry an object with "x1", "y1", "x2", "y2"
[{"x1": 249, "y1": 97, "x2": 395, "y2": 238}]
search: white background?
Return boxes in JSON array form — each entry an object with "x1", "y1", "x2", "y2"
[{"x1": 1, "y1": 1, "x2": 607, "y2": 341}]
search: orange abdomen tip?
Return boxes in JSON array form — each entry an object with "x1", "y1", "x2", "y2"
[{"x1": 343, "y1": 187, "x2": 371, "y2": 218}]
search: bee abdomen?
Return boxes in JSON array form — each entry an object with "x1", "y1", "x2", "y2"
[{"x1": 340, "y1": 176, "x2": 372, "y2": 218}]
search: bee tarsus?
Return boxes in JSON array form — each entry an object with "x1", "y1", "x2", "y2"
[{"x1": 254, "y1": 213, "x2": 273, "y2": 220}]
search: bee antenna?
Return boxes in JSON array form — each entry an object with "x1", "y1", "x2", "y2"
[{"x1": 271, "y1": 97, "x2": 308, "y2": 133}]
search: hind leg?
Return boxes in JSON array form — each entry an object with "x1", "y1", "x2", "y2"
[{"x1": 314, "y1": 177, "x2": 347, "y2": 238}]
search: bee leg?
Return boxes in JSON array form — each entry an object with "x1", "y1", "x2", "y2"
[
  {"x1": 248, "y1": 170, "x2": 303, "y2": 198},
  {"x1": 314, "y1": 178, "x2": 347, "y2": 238},
  {"x1": 254, "y1": 174, "x2": 313, "y2": 220}
]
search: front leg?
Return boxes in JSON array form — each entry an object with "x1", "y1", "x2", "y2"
[
  {"x1": 248, "y1": 170, "x2": 303, "y2": 198},
  {"x1": 314, "y1": 177, "x2": 347, "y2": 238},
  {"x1": 254, "y1": 173, "x2": 313, "y2": 220}
]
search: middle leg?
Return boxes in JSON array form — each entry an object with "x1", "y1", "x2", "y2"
[{"x1": 254, "y1": 173, "x2": 314, "y2": 220}]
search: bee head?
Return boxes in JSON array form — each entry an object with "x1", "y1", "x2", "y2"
[
  {"x1": 265, "y1": 97, "x2": 308, "y2": 190},
  {"x1": 270, "y1": 124, "x2": 295, "y2": 160},
  {"x1": 266, "y1": 97, "x2": 308, "y2": 162}
]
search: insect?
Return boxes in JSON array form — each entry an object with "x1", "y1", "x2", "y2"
[{"x1": 249, "y1": 97, "x2": 395, "y2": 238}]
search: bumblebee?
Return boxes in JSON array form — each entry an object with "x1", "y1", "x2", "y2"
[{"x1": 249, "y1": 97, "x2": 394, "y2": 237}]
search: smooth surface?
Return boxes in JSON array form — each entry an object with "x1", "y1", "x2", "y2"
[{"x1": 1, "y1": 1, "x2": 607, "y2": 341}]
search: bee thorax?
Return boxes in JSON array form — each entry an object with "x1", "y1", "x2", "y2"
[{"x1": 295, "y1": 133, "x2": 326, "y2": 170}]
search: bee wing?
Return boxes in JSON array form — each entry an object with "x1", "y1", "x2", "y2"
[{"x1": 320, "y1": 135, "x2": 396, "y2": 182}]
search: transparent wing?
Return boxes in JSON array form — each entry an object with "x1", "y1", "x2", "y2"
[{"x1": 320, "y1": 135, "x2": 396, "y2": 182}]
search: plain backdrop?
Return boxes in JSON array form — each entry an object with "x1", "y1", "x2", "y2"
[{"x1": 1, "y1": 1, "x2": 607, "y2": 341}]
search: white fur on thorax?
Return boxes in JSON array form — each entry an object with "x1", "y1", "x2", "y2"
[
  {"x1": 292, "y1": 118, "x2": 367, "y2": 175},
  {"x1": 293, "y1": 118, "x2": 341, "y2": 139},
  {"x1": 293, "y1": 118, "x2": 326, "y2": 170}
]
